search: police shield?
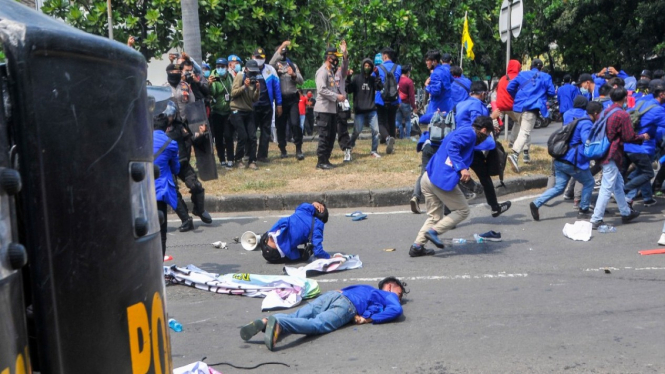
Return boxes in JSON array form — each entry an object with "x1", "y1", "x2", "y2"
[{"x1": 184, "y1": 100, "x2": 218, "y2": 181}]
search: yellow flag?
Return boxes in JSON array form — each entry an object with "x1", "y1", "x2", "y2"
[{"x1": 462, "y1": 15, "x2": 475, "y2": 60}]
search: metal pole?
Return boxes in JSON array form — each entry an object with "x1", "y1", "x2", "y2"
[
  {"x1": 504, "y1": 1, "x2": 511, "y2": 142},
  {"x1": 107, "y1": 0, "x2": 113, "y2": 40},
  {"x1": 460, "y1": 12, "x2": 466, "y2": 70}
]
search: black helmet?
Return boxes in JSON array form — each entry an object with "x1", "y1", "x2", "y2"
[{"x1": 153, "y1": 100, "x2": 177, "y2": 130}]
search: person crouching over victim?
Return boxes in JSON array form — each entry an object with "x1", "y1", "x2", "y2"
[
  {"x1": 259, "y1": 202, "x2": 332, "y2": 263},
  {"x1": 240, "y1": 276, "x2": 408, "y2": 351}
]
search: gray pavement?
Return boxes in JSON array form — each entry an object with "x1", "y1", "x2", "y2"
[{"x1": 165, "y1": 188, "x2": 665, "y2": 374}]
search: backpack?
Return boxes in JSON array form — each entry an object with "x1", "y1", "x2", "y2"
[
  {"x1": 583, "y1": 108, "x2": 621, "y2": 160},
  {"x1": 428, "y1": 110, "x2": 445, "y2": 142},
  {"x1": 628, "y1": 100, "x2": 657, "y2": 131},
  {"x1": 378, "y1": 64, "x2": 399, "y2": 102},
  {"x1": 547, "y1": 118, "x2": 582, "y2": 158}
]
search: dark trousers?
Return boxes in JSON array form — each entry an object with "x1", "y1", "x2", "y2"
[
  {"x1": 277, "y1": 94, "x2": 303, "y2": 151},
  {"x1": 305, "y1": 109, "x2": 315, "y2": 135},
  {"x1": 173, "y1": 162, "x2": 206, "y2": 223},
  {"x1": 315, "y1": 112, "x2": 337, "y2": 164},
  {"x1": 255, "y1": 105, "x2": 274, "y2": 159},
  {"x1": 470, "y1": 151, "x2": 499, "y2": 210},
  {"x1": 157, "y1": 201, "x2": 168, "y2": 257},
  {"x1": 413, "y1": 143, "x2": 438, "y2": 201},
  {"x1": 623, "y1": 153, "x2": 655, "y2": 192},
  {"x1": 377, "y1": 104, "x2": 397, "y2": 141},
  {"x1": 230, "y1": 110, "x2": 257, "y2": 162},
  {"x1": 210, "y1": 112, "x2": 234, "y2": 163},
  {"x1": 336, "y1": 110, "x2": 352, "y2": 150}
]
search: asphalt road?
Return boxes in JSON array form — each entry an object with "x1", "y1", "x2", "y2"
[
  {"x1": 501, "y1": 122, "x2": 559, "y2": 147},
  {"x1": 165, "y1": 188, "x2": 665, "y2": 374}
]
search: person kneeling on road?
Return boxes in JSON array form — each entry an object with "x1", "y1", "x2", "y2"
[
  {"x1": 240, "y1": 276, "x2": 407, "y2": 351},
  {"x1": 259, "y1": 202, "x2": 332, "y2": 263}
]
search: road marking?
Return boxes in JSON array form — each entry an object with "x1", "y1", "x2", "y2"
[
  {"x1": 314, "y1": 273, "x2": 529, "y2": 283},
  {"x1": 584, "y1": 267, "x2": 665, "y2": 272}
]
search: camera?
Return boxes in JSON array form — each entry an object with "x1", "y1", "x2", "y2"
[{"x1": 249, "y1": 74, "x2": 257, "y2": 86}]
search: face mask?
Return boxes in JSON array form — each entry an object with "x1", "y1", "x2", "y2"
[
  {"x1": 167, "y1": 72, "x2": 181, "y2": 86},
  {"x1": 475, "y1": 130, "x2": 488, "y2": 145},
  {"x1": 254, "y1": 58, "x2": 265, "y2": 66},
  {"x1": 330, "y1": 58, "x2": 339, "y2": 69},
  {"x1": 234, "y1": 64, "x2": 242, "y2": 73},
  {"x1": 580, "y1": 87, "x2": 589, "y2": 95},
  {"x1": 622, "y1": 102, "x2": 628, "y2": 110},
  {"x1": 203, "y1": 70, "x2": 211, "y2": 78},
  {"x1": 364, "y1": 67, "x2": 372, "y2": 75},
  {"x1": 216, "y1": 68, "x2": 227, "y2": 76}
]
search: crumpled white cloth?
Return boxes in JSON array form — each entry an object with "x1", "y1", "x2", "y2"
[
  {"x1": 562, "y1": 220, "x2": 592, "y2": 241},
  {"x1": 173, "y1": 361, "x2": 222, "y2": 374},
  {"x1": 283, "y1": 254, "x2": 362, "y2": 278}
]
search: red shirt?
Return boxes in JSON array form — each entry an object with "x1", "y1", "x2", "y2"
[
  {"x1": 398, "y1": 75, "x2": 416, "y2": 110},
  {"x1": 496, "y1": 60, "x2": 521, "y2": 111},
  {"x1": 601, "y1": 103, "x2": 645, "y2": 167},
  {"x1": 298, "y1": 95, "x2": 307, "y2": 115}
]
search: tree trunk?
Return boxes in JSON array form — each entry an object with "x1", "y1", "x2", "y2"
[{"x1": 181, "y1": 0, "x2": 202, "y2": 63}]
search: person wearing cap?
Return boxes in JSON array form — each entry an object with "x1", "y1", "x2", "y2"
[
  {"x1": 334, "y1": 40, "x2": 354, "y2": 162},
  {"x1": 640, "y1": 70, "x2": 652, "y2": 82},
  {"x1": 228, "y1": 55, "x2": 243, "y2": 78},
  {"x1": 239, "y1": 276, "x2": 406, "y2": 351},
  {"x1": 633, "y1": 79, "x2": 650, "y2": 101},
  {"x1": 201, "y1": 62, "x2": 211, "y2": 78},
  {"x1": 375, "y1": 47, "x2": 402, "y2": 154},
  {"x1": 270, "y1": 40, "x2": 305, "y2": 160},
  {"x1": 250, "y1": 47, "x2": 283, "y2": 163},
  {"x1": 409, "y1": 116, "x2": 495, "y2": 257},
  {"x1": 230, "y1": 60, "x2": 261, "y2": 169},
  {"x1": 396, "y1": 64, "x2": 416, "y2": 139},
  {"x1": 164, "y1": 63, "x2": 194, "y2": 122},
  {"x1": 209, "y1": 57, "x2": 235, "y2": 169},
  {"x1": 563, "y1": 95, "x2": 590, "y2": 126},
  {"x1": 506, "y1": 58, "x2": 556, "y2": 173},
  {"x1": 314, "y1": 46, "x2": 346, "y2": 169},
  {"x1": 557, "y1": 74, "x2": 580, "y2": 115}
]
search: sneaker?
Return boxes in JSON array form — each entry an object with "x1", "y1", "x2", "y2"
[
  {"x1": 410, "y1": 196, "x2": 421, "y2": 214},
  {"x1": 643, "y1": 199, "x2": 657, "y2": 207},
  {"x1": 248, "y1": 162, "x2": 258, "y2": 170},
  {"x1": 386, "y1": 136, "x2": 395, "y2": 154},
  {"x1": 478, "y1": 230, "x2": 502, "y2": 242},
  {"x1": 236, "y1": 161, "x2": 245, "y2": 169},
  {"x1": 594, "y1": 180, "x2": 601, "y2": 190},
  {"x1": 523, "y1": 150, "x2": 531, "y2": 164},
  {"x1": 621, "y1": 209, "x2": 640, "y2": 223},
  {"x1": 178, "y1": 217, "x2": 194, "y2": 232},
  {"x1": 591, "y1": 220, "x2": 605, "y2": 230},
  {"x1": 658, "y1": 233, "x2": 665, "y2": 246},
  {"x1": 563, "y1": 194, "x2": 574, "y2": 201},
  {"x1": 343, "y1": 148, "x2": 352, "y2": 162},
  {"x1": 529, "y1": 202, "x2": 540, "y2": 221},
  {"x1": 225, "y1": 161, "x2": 233, "y2": 170},
  {"x1": 508, "y1": 152, "x2": 520, "y2": 173},
  {"x1": 296, "y1": 153, "x2": 305, "y2": 161},
  {"x1": 491, "y1": 201, "x2": 511, "y2": 218},
  {"x1": 424, "y1": 229, "x2": 445, "y2": 248},
  {"x1": 463, "y1": 191, "x2": 477, "y2": 200},
  {"x1": 371, "y1": 151, "x2": 382, "y2": 158},
  {"x1": 409, "y1": 244, "x2": 436, "y2": 257},
  {"x1": 316, "y1": 163, "x2": 334, "y2": 170},
  {"x1": 577, "y1": 208, "x2": 592, "y2": 218}
]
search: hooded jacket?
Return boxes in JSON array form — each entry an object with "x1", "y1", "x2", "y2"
[
  {"x1": 268, "y1": 203, "x2": 330, "y2": 260},
  {"x1": 496, "y1": 60, "x2": 521, "y2": 111},
  {"x1": 346, "y1": 58, "x2": 384, "y2": 114}
]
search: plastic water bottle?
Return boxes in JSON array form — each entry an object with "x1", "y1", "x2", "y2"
[
  {"x1": 597, "y1": 225, "x2": 616, "y2": 233},
  {"x1": 452, "y1": 238, "x2": 467, "y2": 245},
  {"x1": 168, "y1": 318, "x2": 182, "y2": 332},
  {"x1": 473, "y1": 234, "x2": 485, "y2": 243}
]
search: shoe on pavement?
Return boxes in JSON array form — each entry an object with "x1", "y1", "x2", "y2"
[
  {"x1": 178, "y1": 217, "x2": 194, "y2": 232},
  {"x1": 643, "y1": 199, "x2": 657, "y2": 207},
  {"x1": 410, "y1": 196, "x2": 421, "y2": 214},
  {"x1": 409, "y1": 244, "x2": 436, "y2": 257},
  {"x1": 343, "y1": 148, "x2": 352, "y2": 162},
  {"x1": 193, "y1": 210, "x2": 212, "y2": 224},
  {"x1": 577, "y1": 208, "x2": 592, "y2": 218},
  {"x1": 316, "y1": 163, "x2": 334, "y2": 170},
  {"x1": 508, "y1": 152, "x2": 520, "y2": 173},
  {"x1": 491, "y1": 201, "x2": 511, "y2": 218},
  {"x1": 523, "y1": 150, "x2": 531, "y2": 164},
  {"x1": 424, "y1": 229, "x2": 445, "y2": 248},
  {"x1": 621, "y1": 209, "x2": 640, "y2": 223},
  {"x1": 658, "y1": 233, "x2": 665, "y2": 246},
  {"x1": 248, "y1": 162, "x2": 258, "y2": 170},
  {"x1": 386, "y1": 136, "x2": 395, "y2": 154},
  {"x1": 529, "y1": 202, "x2": 540, "y2": 221},
  {"x1": 478, "y1": 231, "x2": 502, "y2": 242},
  {"x1": 371, "y1": 151, "x2": 382, "y2": 158},
  {"x1": 591, "y1": 220, "x2": 605, "y2": 230}
]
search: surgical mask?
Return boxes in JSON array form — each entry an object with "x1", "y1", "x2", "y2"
[
  {"x1": 234, "y1": 64, "x2": 242, "y2": 73},
  {"x1": 580, "y1": 87, "x2": 589, "y2": 95},
  {"x1": 622, "y1": 102, "x2": 628, "y2": 110},
  {"x1": 216, "y1": 67, "x2": 227, "y2": 76},
  {"x1": 203, "y1": 70, "x2": 211, "y2": 78},
  {"x1": 254, "y1": 58, "x2": 265, "y2": 66},
  {"x1": 167, "y1": 73, "x2": 181, "y2": 86},
  {"x1": 475, "y1": 130, "x2": 488, "y2": 145}
]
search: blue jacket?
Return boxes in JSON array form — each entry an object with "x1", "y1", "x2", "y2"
[
  {"x1": 559, "y1": 117, "x2": 593, "y2": 169},
  {"x1": 454, "y1": 96, "x2": 495, "y2": 151},
  {"x1": 268, "y1": 203, "x2": 329, "y2": 260},
  {"x1": 375, "y1": 60, "x2": 402, "y2": 106},
  {"x1": 451, "y1": 76, "x2": 471, "y2": 107},
  {"x1": 255, "y1": 63, "x2": 282, "y2": 107},
  {"x1": 624, "y1": 99, "x2": 665, "y2": 155},
  {"x1": 592, "y1": 70, "x2": 628, "y2": 97},
  {"x1": 562, "y1": 107, "x2": 587, "y2": 126},
  {"x1": 425, "y1": 64, "x2": 453, "y2": 114},
  {"x1": 506, "y1": 68, "x2": 555, "y2": 115},
  {"x1": 557, "y1": 83, "x2": 580, "y2": 114},
  {"x1": 426, "y1": 126, "x2": 477, "y2": 191},
  {"x1": 153, "y1": 130, "x2": 180, "y2": 209},
  {"x1": 341, "y1": 285, "x2": 403, "y2": 324}
]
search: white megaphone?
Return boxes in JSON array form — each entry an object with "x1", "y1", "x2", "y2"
[{"x1": 240, "y1": 231, "x2": 262, "y2": 251}]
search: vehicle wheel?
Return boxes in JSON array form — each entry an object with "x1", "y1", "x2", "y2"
[
  {"x1": 534, "y1": 116, "x2": 543, "y2": 128},
  {"x1": 541, "y1": 117, "x2": 552, "y2": 127}
]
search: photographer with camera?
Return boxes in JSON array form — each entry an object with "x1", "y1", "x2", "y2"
[
  {"x1": 229, "y1": 60, "x2": 261, "y2": 169},
  {"x1": 182, "y1": 59, "x2": 210, "y2": 102},
  {"x1": 209, "y1": 57, "x2": 235, "y2": 169}
]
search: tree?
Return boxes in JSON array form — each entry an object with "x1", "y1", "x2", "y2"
[{"x1": 181, "y1": 0, "x2": 202, "y2": 63}]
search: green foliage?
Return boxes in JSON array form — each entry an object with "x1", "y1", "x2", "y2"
[{"x1": 299, "y1": 79, "x2": 316, "y2": 89}]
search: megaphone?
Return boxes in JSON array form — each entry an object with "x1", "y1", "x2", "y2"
[{"x1": 240, "y1": 231, "x2": 262, "y2": 251}]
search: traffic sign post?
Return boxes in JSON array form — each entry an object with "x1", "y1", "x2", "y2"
[{"x1": 499, "y1": 0, "x2": 523, "y2": 141}]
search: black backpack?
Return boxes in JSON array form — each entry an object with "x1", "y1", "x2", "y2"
[
  {"x1": 547, "y1": 118, "x2": 582, "y2": 158},
  {"x1": 378, "y1": 64, "x2": 399, "y2": 102}
]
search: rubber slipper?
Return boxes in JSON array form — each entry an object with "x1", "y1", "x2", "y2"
[
  {"x1": 264, "y1": 316, "x2": 278, "y2": 351},
  {"x1": 346, "y1": 211, "x2": 363, "y2": 217},
  {"x1": 352, "y1": 214, "x2": 367, "y2": 221},
  {"x1": 240, "y1": 319, "x2": 265, "y2": 341}
]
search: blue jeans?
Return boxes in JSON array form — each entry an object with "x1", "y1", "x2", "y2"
[
  {"x1": 351, "y1": 111, "x2": 379, "y2": 152},
  {"x1": 299, "y1": 114, "x2": 306, "y2": 132},
  {"x1": 624, "y1": 152, "x2": 654, "y2": 202},
  {"x1": 591, "y1": 161, "x2": 632, "y2": 223},
  {"x1": 395, "y1": 103, "x2": 412, "y2": 139},
  {"x1": 273, "y1": 291, "x2": 357, "y2": 335},
  {"x1": 534, "y1": 160, "x2": 594, "y2": 209}
]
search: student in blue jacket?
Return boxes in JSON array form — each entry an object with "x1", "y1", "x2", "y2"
[
  {"x1": 409, "y1": 116, "x2": 495, "y2": 257},
  {"x1": 240, "y1": 276, "x2": 407, "y2": 351},
  {"x1": 259, "y1": 202, "x2": 331, "y2": 263},
  {"x1": 529, "y1": 102, "x2": 603, "y2": 221},
  {"x1": 557, "y1": 74, "x2": 580, "y2": 115},
  {"x1": 419, "y1": 50, "x2": 453, "y2": 124}
]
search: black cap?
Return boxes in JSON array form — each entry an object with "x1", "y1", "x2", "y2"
[
  {"x1": 649, "y1": 79, "x2": 664, "y2": 93},
  {"x1": 441, "y1": 53, "x2": 452, "y2": 63},
  {"x1": 531, "y1": 58, "x2": 544, "y2": 69},
  {"x1": 578, "y1": 73, "x2": 593, "y2": 83},
  {"x1": 640, "y1": 69, "x2": 652, "y2": 79},
  {"x1": 324, "y1": 47, "x2": 342, "y2": 58},
  {"x1": 636, "y1": 79, "x2": 650, "y2": 90},
  {"x1": 245, "y1": 60, "x2": 261, "y2": 72},
  {"x1": 573, "y1": 95, "x2": 589, "y2": 109},
  {"x1": 165, "y1": 63, "x2": 181, "y2": 71},
  {"x1": 252, "y1": 47, "x2": 266, "y2": 58}
]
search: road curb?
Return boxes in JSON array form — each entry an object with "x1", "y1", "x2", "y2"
[{"x1": 196, "y1": 175, "x2": 548, "y2": 213}]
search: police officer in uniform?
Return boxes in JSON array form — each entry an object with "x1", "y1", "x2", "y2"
[{"x1": 314, "y1": 46, "x2": 345, "y2": 169}]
